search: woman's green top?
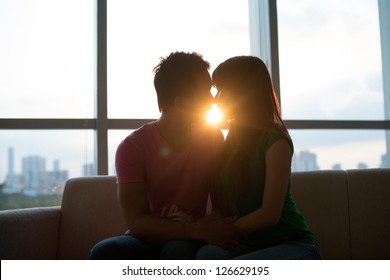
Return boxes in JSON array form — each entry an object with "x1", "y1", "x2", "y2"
[{"x1": 220, "y1": 128, "x2": 316, "y2": 249}]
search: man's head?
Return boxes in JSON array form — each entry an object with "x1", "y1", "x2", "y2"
[{"x1": 153, "y1": 52, "x2": 212, "y2": 120}]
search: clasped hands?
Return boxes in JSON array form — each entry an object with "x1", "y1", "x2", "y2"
[{"x1": 160, "y1": 204, "x2": 246, "y2": 251}]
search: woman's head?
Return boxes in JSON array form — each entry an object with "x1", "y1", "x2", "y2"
[{"x1": 212, "y1": 56, "x2": 282, "y2": 128}]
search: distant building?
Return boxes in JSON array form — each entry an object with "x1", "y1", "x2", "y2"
[
  {"x1": 53, "y1": 159, "x2": 60, "y2": 172},
  {"x1": 357, "y1": 162, "x2": 368, "y2": 169},
  {"x1": 332, "y1": 163, "x2": 342, "y2": 170},
  {"x1": 380, "y1": 153, "x2": 390, "y2": 168},
  {"x1": 83, "y1": 163, "x2": 95, "y2": 176},
  {"x1": 5, "y1": 148, "x2": 16, "y2": 188},
  {"x1": 291, "y1": 155, "x2": 298, "y2": 172},
  {"x1": 3, "y1": 147, "x2": 23, "y2": 193},
  {"x1": 292, "y1": 150, "x2": 319, "y2": 171},
  {"x1": 22, "y1": 155, "x2": 46, "y2": 189}
]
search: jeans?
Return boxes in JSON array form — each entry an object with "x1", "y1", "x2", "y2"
[
  {"x1": 195, "y1": 238, "x2": 323, "y2": 260},
  {"x1": 88, "y1": 234, "x2": 204, "y2": 260}
]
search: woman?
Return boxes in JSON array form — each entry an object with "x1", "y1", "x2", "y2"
[{"x1": 195, "y1": 56, "x2": 323, "y2": 259}]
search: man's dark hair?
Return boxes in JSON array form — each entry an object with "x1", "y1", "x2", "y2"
[{"x1": 153, "y1": 51, "x2": 210, "y2": 111}]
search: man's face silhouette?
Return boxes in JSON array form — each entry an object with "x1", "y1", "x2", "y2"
[{"x1": 177, "y1": 71, "x2": 213, "y2": 124}]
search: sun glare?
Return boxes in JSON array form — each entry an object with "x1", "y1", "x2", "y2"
[{"x1": 206, "y1": 103, "x2": 222, "y2": 124}]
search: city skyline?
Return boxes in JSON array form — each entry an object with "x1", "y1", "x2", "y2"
[
  {"x1": 2, "y1": 145, "x2": 386, "y2": 196},
  {"x1": 2, "y1": 147, "x2": 93, "y2": 196},
  {"x1": 3, "y1": 147, "x2": 68, "y2": 196}
]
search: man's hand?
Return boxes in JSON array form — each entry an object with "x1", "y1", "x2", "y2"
[{"x1": 161, "y1": 204, "x2": 194, "y2": 222}]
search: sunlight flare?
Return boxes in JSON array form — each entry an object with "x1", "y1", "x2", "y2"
[{"x1": 206, "y1": 103, "x2": 222, "y2": 124}]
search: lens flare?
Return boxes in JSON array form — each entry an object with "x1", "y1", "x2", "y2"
[{"x1": 206, "y1": 103, "x2": 222, "y2": 124}]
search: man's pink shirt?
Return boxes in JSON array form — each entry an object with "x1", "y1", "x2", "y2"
[{"x1": 115, "y1": 121, "x2": 224, "y2": 219}]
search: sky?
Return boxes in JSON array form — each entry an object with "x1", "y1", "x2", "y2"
[
  {"x1": 0, "y1": 0, "x2": 388, "y2": 181},
  {"x1": 278, "y1": 0, "x2": 384, "y2": 120}
]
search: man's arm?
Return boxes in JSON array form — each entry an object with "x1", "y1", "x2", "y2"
[
  {"x1": 118, "y1": 182, "x2": 244, "y2": 249},
  {"x1": 118, "y1": 182, "x2": 197, "y2": 243}
]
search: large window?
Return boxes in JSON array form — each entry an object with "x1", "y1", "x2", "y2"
[{"x1": 1, "y1": 0, "x2": 389, "y2": 210}]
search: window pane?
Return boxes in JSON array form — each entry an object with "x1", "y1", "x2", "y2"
[
  {"x1": 107, "y1": 0, "x2": 250, "y2": 118},
  {"x1": 277, "y1": 0, "x2": 384, "y2": 120},
  {"x1": 290, "y1": 129, "x2": 389, "y2": 171},
  {"x1": 0, "y1": 130, "x2": 95, "y2": 210},
  {"x1": 0, "y1": 0, "x2": 95, "y2": 118}
]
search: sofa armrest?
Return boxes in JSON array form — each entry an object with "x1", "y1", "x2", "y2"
[
  {"x1": 57, "y1": 176, "x2": 126, "y2": 259},
  {"x1": 0, "y1": 206, "x2": 61, "y2": 260}
]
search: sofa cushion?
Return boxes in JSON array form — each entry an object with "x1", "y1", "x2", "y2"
[
  {"x1": 347, "y1": 168, "x2": 390, "y2": 259},
  {"x1": 291, "y1": 170, "x2": 350, "y2": 259},
  {"x1": 57, "y1": 176, "x2": 127, "y2": 259}
]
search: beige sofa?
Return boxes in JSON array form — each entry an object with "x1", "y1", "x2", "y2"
[{"x1": 1, "y1": 169, "x2": 389, "y2": 260}]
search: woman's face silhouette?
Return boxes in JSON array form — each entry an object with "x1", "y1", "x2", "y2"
[{"x1": 215, "y1": 88, "x2": 235, "y2": 121}]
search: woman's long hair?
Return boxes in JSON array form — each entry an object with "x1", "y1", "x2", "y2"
[{"x1": 210, "y1": 56, "x2": 290, "y2": 213}]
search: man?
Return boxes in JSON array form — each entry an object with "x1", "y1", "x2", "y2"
[{"x1": 89, "y1": 51, "x2": 242, "y2": 259}]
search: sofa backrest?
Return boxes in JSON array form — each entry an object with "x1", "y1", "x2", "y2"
[
  {"x1": 57, "y1": 169, "x2": 390, "y2": 260},
  {"x1": 291, "y1": 170, "x2": 351, "y2": 259},
  {"x1": 292, "y1": 168, "x2": 390, "y2": 260},
  {"x1": 57, "y1": 176, "x2": 126, "y2": 260},
  {"x1": 346, "y1": 169, "x2": 390, "y2": 259}
]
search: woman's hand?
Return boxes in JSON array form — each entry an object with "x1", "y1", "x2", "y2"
[{"x1": 195, "y1": 217, "x2": 246, "y2": 251}]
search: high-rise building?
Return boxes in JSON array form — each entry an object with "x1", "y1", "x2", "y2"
[
  {"x1": 22, "y1": 155, "x2": 46, "y2": 188},
  {"x1": 53, "y1": 159, "x2": 60, "y2": 172},
  {"x1": 357, "y1": 162, "x2": 368, "y2": 169},
  {"x1": 332, "y1": 163, "x2": 342, "y2": 170},
  {"x1": 4, "y1": 147, "x2": 19, "y2": 193},
  {"x1": 7, "y1": 147, "x2": 14, "y2": 177},
  {"x1": 83, "y1": 163, "x2": 94, "y2": 176},
  {"x1": 292, "y1": 150, "x2": 319, "y2": 171},
  {"x1": 46, "y1": 160, "x2": 68, "y2": 193},
  {"x1": 380, "y1": 153, "x2": 389, "y2": 168}
]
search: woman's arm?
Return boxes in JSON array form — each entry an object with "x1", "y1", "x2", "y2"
[{"x1": 232, "y1": 138, "x2": 293, "y2": 233}]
